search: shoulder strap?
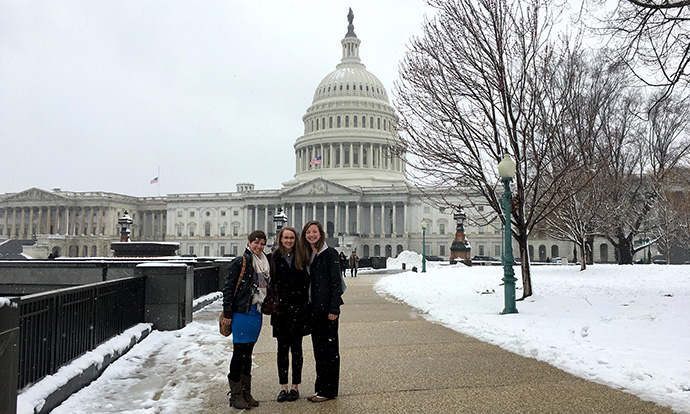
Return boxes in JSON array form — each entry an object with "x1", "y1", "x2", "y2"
[{"x1": 233, "y1": 256, "x2": 247, "y2": 297}]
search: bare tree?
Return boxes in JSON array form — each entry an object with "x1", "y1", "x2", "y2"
[
  {"x1": 543, "y1": 49, "x2": 631, "y2": 270},
  {"x1": 394, "y1": 0, "x2": 590, "y2": 299},
  {"x1": 591, "y1": 0, "x2": 690, "y2": 99}
]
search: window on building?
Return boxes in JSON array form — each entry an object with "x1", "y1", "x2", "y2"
[
  {"x1": 205, "y1": 211, "x2": 210, "y2": 217},
  {"x1": 190, "y1": 211, "x2": 195, "y2": 217},
  {"x1": 204, "y1": 246, "x2": 210, "y2": 256},
  {"x1": 220, "y1": 245, "x2": 226, "y2": 256},
  {"x1": 353, "y1": 148, "x2": 358, "y2": 165},
  {"x1": 424, "y1": 206, "x2": 430, "y2": 213},
  {"x1": 477, "y1": 206, "x2": 484, "y2": 212},
  {"x1": 177, "y1": 211, "x2": 182, "y2": 217},
  {"x1": 345, "y1": 148, "x2": 350, "y2": 165},
  {"x1": 329, "y1": 117, "x2": 333, "y2": 128},
  {"x1": 439, "y1": 245, "x2": 446, "y2": 256},
  {"x1": 204, "y1": 222, "x2": 211, "y2": 237},
  {"x1": 377, "y1": 118, "x2": 381, "y2": 129},
  {"x1": 189, "y1": 227, "x2": 195, "y2": 237},
  {"x1": 478, "y1": 244, "x2": 485, "y2": 255},
  {"x1": 495, "y1": 245, "x2": 501, "y2": 257},
  {"x1": 221, "y1": 211, "x2": 226, "y2": 216},
  {"x1": 345, "y1": 116, "x2": 349, "y2": 127},
  {"x1": 220, "y1": 226, "x2": 226, "y2": 236},
  {"x1": 232, "y1": 245, "x2": 238, "y2": 255},
  {"x1": 177, "y1": 226, "x2": 182, "y2": 237},
  {"x1": 361, "y1": 116, "x2": 366, "y2": 127},
  {"x1": 233, "y1": 210, "x2": 238, "y2": 216},
  {"x1": 337, "y1": 116, "x2": 341, "y2": 127},
  {"x1": 479, "y1": 226, "x2": 485, "y2": 234},
  {"x1": 370, "y1": 117, "x2": 374, "y2": 128},
  {"x1": 354, "y1": 116, "x2": 358, "y2": 127},
  {"x1": 233, "y1": 225, "x2": 239, "y2": 236},
  {"x1": 189, "y1": 246, "x2": 195, "y2": 255}
]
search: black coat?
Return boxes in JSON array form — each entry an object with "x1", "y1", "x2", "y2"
[
  {"x1": 269, "y1": 251, "x2": 311, "y2": 338},
  {"x1": 222, "y1": 249, "x2": 255, "y2": 318},
  {"x1": 310, "y1": 246, "x2": 344, "y2": 315}
]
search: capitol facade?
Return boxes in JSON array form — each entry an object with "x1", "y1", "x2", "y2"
[{"x1": 0, "y1": 13, "x2": 617, "y2": 264}]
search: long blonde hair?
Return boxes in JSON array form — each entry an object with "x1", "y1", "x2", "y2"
[{"x1": 298, "y1": 220, "x2": 325, "y2": 268}]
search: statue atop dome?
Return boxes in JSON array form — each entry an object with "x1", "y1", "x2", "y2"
[{"x1": 346, "y1": 8, "x2": 356, "y2": 37}]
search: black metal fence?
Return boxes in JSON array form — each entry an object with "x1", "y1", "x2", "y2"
[
  {"x1": 193, "y1": 264, "x2": 220, "y2": 299},
  {"x1": 18, "y1": 276, "x2": 146, "y2": 389}
]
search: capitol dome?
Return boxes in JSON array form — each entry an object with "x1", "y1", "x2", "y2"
[{"x1": 283, "y1": 9, "x2": 407, "y2": 189}]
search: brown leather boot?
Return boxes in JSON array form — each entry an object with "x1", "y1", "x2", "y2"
[
  {"x1": 228, "y1": 375, "x2": 250, "y2": 409},
  {"x1": 241, "y1": 374, "x2": 260, "y2": 407}
]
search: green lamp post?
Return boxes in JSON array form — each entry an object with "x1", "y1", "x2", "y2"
[
  {"x1": 421, "y1": 220, "x2": 427, "y2": 273},
  {"x1": 498, "y1": 154, "x2": 518, "y2": 315}
]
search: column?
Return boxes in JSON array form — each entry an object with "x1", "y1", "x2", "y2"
[
  {"x1": 349, "y1": 142, "x2": 354, "y2": 167},
  {"x1": 402, "y1": 202, "x2": 408, "y2": 235},
  {"x1": 253, "y1": 206, "x2": 258, "y2": 231},
  {"x1": 159, "y1": 211, "x2": 164, "y2": 239},
  {"x1": 323, "y1": 202, "x2": 327, "y2": 226},
  {"x1": 20, "y1": 208, "x2": 26, "y2": 238},
  {"x1": 291, "y1": 204, "x2": 295, "y2": 228},
  {"x1": 359, "y1": 143, "x2": 364, "y2": 167},
  {"x1": 48, "y1": 207, "x2": 54, "y2": 235},
  {"x1": 264, "y1": 206, "x2": 269, "y2": 233},
  {"x1": 345, "y1": 203, "x2": 350, "y2": 235},
  {"x1": 380, "y1": 203, "x2": 385, "y2": 236},
  {"x1": 339, "y1": 143, "x2": 344, "y2": 167},
  {"x1": 369, "y1": 203, "x2": 374, "y2": 236},
  {"x1": 29, "y1": 208, "x2": 34, "y2": 236},
  {"x1": 90, "y1": 208, "x2": 95, "y2": 236},
  {"x1": 312, "y1": 203, "x2": 316, "y2": 220},
  {"x1": 356, "y1": 202, "x2": 361, "y2": 234}
]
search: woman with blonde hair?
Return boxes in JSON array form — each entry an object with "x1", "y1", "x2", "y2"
[{"x1": 269, "y1": 226, "x2": 311, "y2": 402}]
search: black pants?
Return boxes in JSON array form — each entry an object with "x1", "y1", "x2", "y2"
[
  {"x1": 277, "y1": 334, "x2": 304, "y2": 385},
  {"x1": 311, "y1": 312, "x2": 340, "y2": 398},
  {"x1": 350, "y1": 267, "x2": 357, "y2": 277},
  {"x1": 229, "y1": 342, "x2": 256, "y2": 382}
]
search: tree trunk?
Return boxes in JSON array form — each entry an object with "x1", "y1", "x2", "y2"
[
  {"x1": 517, "y1": 237, "x2": 532, "y2": 300},
  {"x1": 617, "y1": 235, "x2": 634, "y2": 264},
  {"x1": 579, "y1": 239, "x2": 587, "y2": 271}
]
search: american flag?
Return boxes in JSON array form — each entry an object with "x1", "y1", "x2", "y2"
[
  {"x1": 150, "y1": 177, "x2": 159, "y2": 184},
  {"x1": 310, "y1": 155, "x2": 322, "y2": 165}
]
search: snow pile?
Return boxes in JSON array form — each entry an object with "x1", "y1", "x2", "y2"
[{"x1": 386, "y1": 250, "x2": 423, "y2": 269}]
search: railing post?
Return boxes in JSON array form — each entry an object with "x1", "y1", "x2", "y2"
[
  {"x1": 0, "y1": 297, "x2": 20, "y2": 414},
  {"x1": 136, "y1": 263, "x2": 193, "y2": 330}
]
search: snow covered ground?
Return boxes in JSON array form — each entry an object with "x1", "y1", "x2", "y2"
[
  {"x1": 379, "y1": 251, "x2": 690, "y2": 414},
  {"x1": 15, "y1": 252, "x2": 690, "y2": 413}
]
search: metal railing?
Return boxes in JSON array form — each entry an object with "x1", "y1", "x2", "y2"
[
  {"x1": 18, "y1": 276, "x2": 146, "y2": 389},
  {"x1": 193, "y1": 264, "x2": 220, "y2": 299}
]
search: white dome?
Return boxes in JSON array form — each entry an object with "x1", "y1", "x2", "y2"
[{"x1": 312, "y1": 65, "x2": 389, "y2": 104}]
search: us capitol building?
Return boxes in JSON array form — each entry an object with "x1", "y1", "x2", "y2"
[{"x1": 0, "y1": 12, "x2": 616, "y2": 264}]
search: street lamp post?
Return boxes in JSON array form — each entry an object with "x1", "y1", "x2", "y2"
[
  {"x1": 273, "y1": 207, "x2": 288, "y2": 249},
  {"x1": 421, "y1": 220, "x2": 427, "y2": 273},
  {"x1": 498, "y1": 154, "x2": 518, "y2": 315}
]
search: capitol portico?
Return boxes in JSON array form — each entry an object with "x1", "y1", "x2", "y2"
[{"x1": 0, "y1": 11, "x2": 617, "y2": 264}]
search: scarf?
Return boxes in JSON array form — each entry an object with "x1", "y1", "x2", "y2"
[{"x1": 249, "y1": 248, "x2": 270, "y2": 307}]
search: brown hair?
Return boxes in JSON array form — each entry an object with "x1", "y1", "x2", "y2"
[
  {"x1": 299, "y1": 220, "x2": 325, "y2": 268},
  {"x1": 275, "y1": 227, "x2": 304, "y2": 270},
  {"x1": 248, "y1": 230, "x2": 267, "y2": 243}
]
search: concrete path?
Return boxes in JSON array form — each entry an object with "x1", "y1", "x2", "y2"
[{"x1": 200, "y1": 271, "x2": 676, "y2": 414}]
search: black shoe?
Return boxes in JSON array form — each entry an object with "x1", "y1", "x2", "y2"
[
  {"x1": 277, "y1": 390, "x2": 288, "y2": 402},
  {"x1": 287, "y1": 389, "x2": 299, "y2": 402}
]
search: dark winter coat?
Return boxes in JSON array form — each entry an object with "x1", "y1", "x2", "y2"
[
  {"x1": 223, "y1": 249, "x2": 255, "y2": 318},
  {"x1": 309, "y1": 246, "x2": 344, "y2": 315},
  {"x1": 268, "y1": 251, "x2": 311, "y2": 338}
]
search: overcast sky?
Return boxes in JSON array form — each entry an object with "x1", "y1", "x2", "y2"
[{"x1": 0, "y1": 1, "x2": 434, "y2": 197}]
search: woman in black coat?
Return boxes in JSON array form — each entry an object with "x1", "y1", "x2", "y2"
[
  {"x1": 299, "y1": 220, "x2": 344, "y2": 402},
  {"x1": 269, "y1": 227, "x2": 311, "y2": 402}
]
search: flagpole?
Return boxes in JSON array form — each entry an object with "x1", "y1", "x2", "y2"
[{"x1": 157, "y1": 167, "x2": 161, "y2": 197}]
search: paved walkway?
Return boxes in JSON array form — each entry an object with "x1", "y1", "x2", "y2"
[{"x1": 199, "y1": 272, "x2": 675, "y2": 414}]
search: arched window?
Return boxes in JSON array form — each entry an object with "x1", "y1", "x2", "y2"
[
  {"x1": 374, "y1": 245, "x2": 381, "y2": 256},
  {"x1": 539, "y1": 245, "x2": 547, "y2": 261},
  {"x1": 322, "y1": 117, "x2": 325, "y2": 129},
  {"x1": 396, "y1": 245, "x2": 404, "y2": 257},
  {"x1": 329, "y1": 117, "x2": 333, "y2": 128},
  {"x1": 361, "y1": 116, "x2": 366, "y2": 127},
  {"x1": 551, "y1": 245, "x2": 559, "y2": 258},
  {"x1": 345, "y1": 116, "x2": 349, "y2": 127},
  {"x1": 363, "y1": 245, "x2": 370, "y2": 258},
  {"x1": 385, "y1": 245, "x2": 392, "y2": 258},
  {"x1": 529, "y1": 245, "x2": 534, "y2": 260},
  {"x1": 337, "y1": 116, "x2": 341, "y2": 127},
  {"x1": 91, "y1": 245, "x2": 97, "y2": 257},
  {"x1": 353, "y1": 116, "x2": 358, "y2": 127},
  {"x1": 82, "y1": 245, "x2": 89, "y2": 257},
  {"x1": 370, "y1": 117, "x2": 374, "y2": 128},
  {"x1": 377, "y1": 118, "x2": 381, "y2": 129},
  {"x1": 204, "y1": 222, "x2": 211, "y2": 237}
]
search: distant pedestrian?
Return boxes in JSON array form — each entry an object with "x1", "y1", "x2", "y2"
[
  {"x1": 339, "y1": 252, "x2": 348, "y2": 278},
  {"x1": 269, "y1": 227, "x2": 311, "y2": 403},
  {"x1": 348, "y1": 251, "x2": 359, "y2": 277},
  {"x1": 299, "y1": 220, "x2": 344, "y2": 402},
  {"x1": 222, "y1": 230, "x2": 270, "y2": 409}
]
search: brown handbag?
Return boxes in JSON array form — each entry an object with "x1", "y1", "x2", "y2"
[{"x1": 219, "y1": 256, "x2": 246, "y2": 336}]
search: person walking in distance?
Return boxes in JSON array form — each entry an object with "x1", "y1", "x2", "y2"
[
  {"x1": 299, "y1": 220, "x2": 344, "y2": 402},
  {"x1": 348, "y1": 251, "x2": 359, "y2": 277},
  {"x1": 269, "y1": 227, "x2": 311, "y2": 403},
  {"x1": 221, "y1": 230, "x2": 270, "y2": 409}
]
